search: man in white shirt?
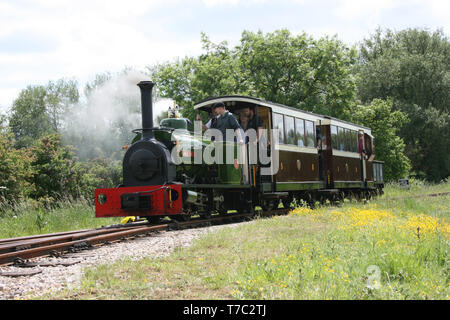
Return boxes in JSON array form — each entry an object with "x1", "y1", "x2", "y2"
[{"x1": 196, "y1": 108, "x2": 219, "y2": 131}]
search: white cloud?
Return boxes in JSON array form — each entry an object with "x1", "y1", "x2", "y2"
[
  {"x1": 0, "y1": 0, "x2": 202, "y2": 110},
  {"x1": 425, "y1": 0, "x2": 450, "y2": 33},
  {"x1": 202, "y1": 0, "x2": 267, "y2": 7},
  {"x1": 334, "y1": 0, "x2": 449, "y2": 28},
  {"x1": 0, "y1": 88, "x2": 20, "y2": 112}
]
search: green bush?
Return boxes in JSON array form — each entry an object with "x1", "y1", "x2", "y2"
[
  {"x1": 29, "y1": 134, "x2": 122, "y2": 203},
  {"x1": 0, "y1": 130, "x2": 34, "y2": 203}
]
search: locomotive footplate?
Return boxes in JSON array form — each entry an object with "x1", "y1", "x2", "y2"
[{"x1": 95, "y1": 184, "x2": 182, "y2": 218}]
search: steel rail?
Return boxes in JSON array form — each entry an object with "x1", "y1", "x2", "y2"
[
  {"x1": 0, "y1": 224, "x2": 168, "y2": 266},
  {"x1": 0, "y1": 224, "x2": 149, "y2": 255},
  {"x1": 0, "y1": 220, "x2": 150, "y2": 245}
]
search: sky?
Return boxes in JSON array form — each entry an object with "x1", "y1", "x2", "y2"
[{"x1": 0, "y1": 0, "x2": 448, "y2": 113}]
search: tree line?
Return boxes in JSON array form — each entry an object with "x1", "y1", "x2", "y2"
[
  {"x1": 0, "y1": 27, "x2": 448, "y2": 205},
  {"x1": 152, "y1": 28, "x2": 448, "y2": 183}
]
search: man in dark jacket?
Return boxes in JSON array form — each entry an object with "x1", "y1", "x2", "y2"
[
  {"x1": 210, "y1": 102, "x2": 244, "y2": 144},
  {"x1": 241, "y1": 106, "x2": 263, "y2": 143}
]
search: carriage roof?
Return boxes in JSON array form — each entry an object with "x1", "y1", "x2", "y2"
[{"x1": 193, "y1": 95, "x2": 371, "y2": 134}]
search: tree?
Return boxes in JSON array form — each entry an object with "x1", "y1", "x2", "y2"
[
  {"x1": 8, "y1": 79, "x2": 79, "y2": 148},
  {"x1": 352, "y1": 99, "x2": 411, "y2": 181},
  {"x1": 30, "y1": 134, "x2": 81, "y2": 200},
  {"x1": 357, "y1": 28, "x2": 450, "y2": 181},
  {"x1": 9, "y1": 85, "x2": 52, "y2": 148},
  {"x1": 152, "y1": 29, "x2": 358, "y2": 121},
  {"x1": 238, "y1": 30, "x2": 357, "y2": 118},
  {"x1": 0, "y1": 125, "x2": 34, "y2": 203},
  {"x1": 46, "y1": 79, "x2": 79, "y2": 132}
]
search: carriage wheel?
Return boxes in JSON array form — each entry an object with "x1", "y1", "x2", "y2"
[
  {"x1": 261, "y1": 199, "x2": 276, "y2": 211},
  {"x1": 282, "y1": 198, "x2": 293, "y2": 209}
]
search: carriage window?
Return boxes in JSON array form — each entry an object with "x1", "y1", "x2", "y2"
[
  {"x1": 331, "y1": 125, "x2": 338, "y2": 150},
  {"x1": 351, "y1": 130, "x2": 358, "y2": 152},
  {"x1": 273, "y1": 113, "x2": 284, "y2": 144},
  {"x1": 305, "y1": 120, "x2": 315, "y2": 147},
  {"x1": 295, "y1": 118, "x2": 305, "y2": 147},
  {"x1": 345, "y1": 129, "x2": 352, "y2": 152},
  {"x1": 337, "y1": 127, "x2": 345, "y2": 151},
  {"x1": 285, "y1": 116, "x2": 295, "y2": 145}
]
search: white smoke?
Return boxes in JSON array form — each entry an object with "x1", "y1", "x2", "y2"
[{"x1": 62, "y1": 70, "x2": 173, "y2": 160}]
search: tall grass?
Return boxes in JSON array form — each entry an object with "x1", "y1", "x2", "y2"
[{"x1": 0, "y1": 197, "x2": 119, "y2": 239}]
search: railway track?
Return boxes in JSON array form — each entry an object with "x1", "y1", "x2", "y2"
[{"x1": 0, "y1": 209, "x2": 288, "y2": 268}]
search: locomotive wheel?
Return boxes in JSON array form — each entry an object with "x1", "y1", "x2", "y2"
[
  {"x1": 170, "y1": 214, "x2": 191, "y2": 222},
  {"x1": 146, "y1": 216, "x2": 161, "y2": 224},
  {"x1": 199, "y1": 212, "x2": 212, "y2": 219}
]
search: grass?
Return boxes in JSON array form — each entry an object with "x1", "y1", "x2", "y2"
[
  {"x1": 0, "y1": 198, "x2": 120, "y2": 239},
  {"x1": 40, "y1": 180, "x2": 449, "y2": 300}
]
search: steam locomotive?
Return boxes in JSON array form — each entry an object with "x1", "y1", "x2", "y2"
[{"x1": 95, "y1": 81, "x2": 384, "y2": 221}]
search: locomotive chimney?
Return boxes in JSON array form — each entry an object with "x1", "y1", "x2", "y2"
[{"x1": 137, "y1": 81, "x2": 155, "y2": 140}]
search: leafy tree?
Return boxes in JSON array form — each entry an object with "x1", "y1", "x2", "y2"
[
  {"x1": 9, "y1": 85, "x2": 53, "y2": 148},
  {"x1": 352, "y1": 99, "x2": 411, "y2": 181},
  {"x1": 30, "y1": 134, "x2": 82, "y2": 200},
  {"x1": 46, "y1": 79, "x2": 79, "y2": 132},
  {"x1": 152, "y1": 29, "x2": 358, "y2": 121},
  {"x1": 8, "y1": 79, "x2": 79, "y2": 148},
  {"x1": 357, "y1": 28, "x2": 450, "y2": 181},
  {"x1": 238, "y1": 30, "x2": 357, "y2": 118},
  {"x1": 84, "y1": 158, "x2": 122, "y2": 189},
  {"x1": 84, "y1": 72, "x2": 113, "y2": 97},
  {"x1": 0, "y1": 119, "x2": 34, "y2": 203}
]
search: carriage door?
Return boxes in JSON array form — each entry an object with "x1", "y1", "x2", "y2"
[
  {"x1": 255, "y1": 106, "x2": 273, "y2": 186},
  {"x1": 364, "y1": 133, "x2": 375, "y2": 182},
  {"x1": 317, "y1": 120, "x2": 334, "y2": 189},
  {"x1": 358, "y1": 130, "x2": 367, "y2": 183}
]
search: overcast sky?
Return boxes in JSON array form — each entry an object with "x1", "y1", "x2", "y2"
[{"x1": 0, "y1": 0, "x2": 448, "y2": 112}]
